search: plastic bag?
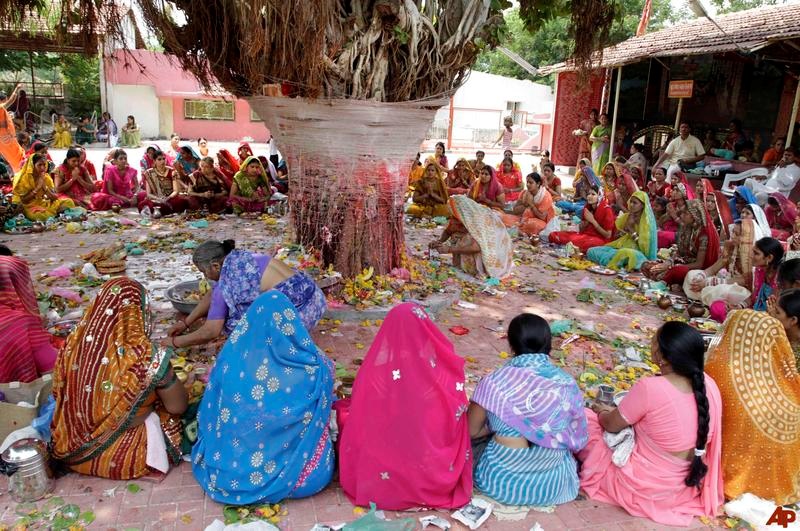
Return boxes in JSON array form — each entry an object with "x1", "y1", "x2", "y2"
[
  {"x1": 31, "y1": 394, "x2": 56, "y2": 441},
  {"x1": 550, "y1": 319, "x2": 573, "y2": 336},
  {"x1": 343, "y1": 503, "x2": 415, "y2": 530}
]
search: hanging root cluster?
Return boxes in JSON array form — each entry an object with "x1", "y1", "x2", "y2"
[
  {"x1": 4, "y1": 1, "x2": 619, "y2": 98},
  {"x1": 130, "y1": 0, "x2": 510, "y2": 101}
]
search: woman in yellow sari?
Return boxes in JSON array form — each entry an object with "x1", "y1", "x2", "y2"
[
  {"x1": 51, "y1": 278, "x2": 187, "y2": 480},
  {"x1": 53, "y1": 114, "x2": 73, "y2": 148},
  {"x1": 586, "y1": 190, "x2": 658, "y2": 271},
  {"x1": 408, "y1": 158, "x2": 450, "y2": 218},
  {"x1": 705, "y1": 310, "x2": 800, "y2": 504},
  {"x1": 12, "y1": 154, "x2": 75, "y2": 221}
]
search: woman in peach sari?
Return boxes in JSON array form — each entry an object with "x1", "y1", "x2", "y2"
[
  {"x1": 579, "y1": 322, "x2": 723, "y2": 526},
  {"x1": 705, "y1": 310, "x2": 800, "y2": 505},
  {"x1": 512, "y1": 172, "x2": 555, "y2": 237}
]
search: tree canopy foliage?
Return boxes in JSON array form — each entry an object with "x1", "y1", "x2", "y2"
[
  {"x1": 709, "y1": 0, "x2": 789, "y2": 14},
  {"x1": 474, "y1": 0, "x2": 685, "y2": 84},
  {"x1": 475, "y1": 0, "x2": 784, "y2": 85}
]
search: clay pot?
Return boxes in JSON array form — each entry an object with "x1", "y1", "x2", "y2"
[
  {"x1": 31, "y1": 223, "x2": 45, "y2": 233},
  {"x1": 111, "y1": 205, "x2": 122, "y2": 214},
  {"x1": 687, "y1": 303, "x2": 706, "y2": 318},
  {"x1": 656, "y1": 295, "x2": 672, "y2": 310}
]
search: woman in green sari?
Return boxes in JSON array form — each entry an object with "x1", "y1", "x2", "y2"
[
  {"x1": 586, "y1": 190, "x2": 657, "y2": 271},
  {"x1": 229, "y1": 155, "x2": 272, "y2": 214},
  {"x1": 589, "y1": 113, "x2": 611, "y2": 174}
]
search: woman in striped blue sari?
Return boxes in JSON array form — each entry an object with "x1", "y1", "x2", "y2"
[{"x1": 468, "y1": 313, "x2": 588, "y2": 506}]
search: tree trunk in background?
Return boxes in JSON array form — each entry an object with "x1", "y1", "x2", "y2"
[{"x1": 248, "y1": 95, "x2": 445, "y2": 278}]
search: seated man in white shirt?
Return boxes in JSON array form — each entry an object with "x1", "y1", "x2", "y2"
[
  {"x1": 744, "y1": 148, "x2": 800, "y2": 204},
  {"x1": 765, "y1": 147, "x2": 800, "y2": 196},
  {"x1": 654, "y1": 122, "x2": 706, "y2": 180}
]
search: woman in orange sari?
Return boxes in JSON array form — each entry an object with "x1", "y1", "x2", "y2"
[
  {"x1": 408, "y1": 158, "x2": 450, "y2": 217},
  {"x1": 513, "y1": 172, "x2": 555, "y2": 237},
  {"x1": 496, "y1": 157, "x2": 523, "y2": 202},
  {"x1": 705, "y1": 310, "x2": 800, "y2": 504},
  {"x1": 446, "y1": 158, "x2": 474, "y2": 196},
  {"x1": 51, "y1": 278, "x2": 187, "y2": 480},
  {"x1": 0, "y1": 85, "x2": 25, "y2": 173}
]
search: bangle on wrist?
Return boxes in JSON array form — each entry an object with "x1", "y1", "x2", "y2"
[{"x1": 171, "y1": 335, "x2": 178, "y2": 348}]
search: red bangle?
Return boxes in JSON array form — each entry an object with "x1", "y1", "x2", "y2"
[{"x1": 171, "y1": 336, "x2": 178, "y2": 348}]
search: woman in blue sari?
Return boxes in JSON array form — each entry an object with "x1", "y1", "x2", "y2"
[
  {"x1": 728, "y1": 185, "x2": 758, "y2": 222},
  {"x1": 164, "y1": 240, "x2": 327, "y2": 348},
  {"x1": 555, "y1": 158, "x2": 601, "y2": 215},
  {"x1": 192, "y1": 290, "x2": 335, "y2": 504},
  {"x1": 586, "y1": 190, "x2": 658, "y2": 271},
  {"x1": 173, "y1": 145, "x2": 201, "y2": 185}
]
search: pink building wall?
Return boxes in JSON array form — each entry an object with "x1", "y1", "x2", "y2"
[
  {"x1": 170, "y1": 97, "x2": 269, "y2": 141},
  {"x1": 104, "y1": 49, "x2": 270, "y2": 141}
]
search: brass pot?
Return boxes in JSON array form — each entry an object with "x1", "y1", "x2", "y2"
[
  {"x1": 687, "y1": 303, "x2": 706, "y2": 318},
  {"x1": 656, "y1": 295, "x2": 672, "y2": 309}
]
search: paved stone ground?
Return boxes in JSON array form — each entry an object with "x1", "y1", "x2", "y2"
[{"x1": 0, "y1": 148, "x2": 734, "y2": 530}]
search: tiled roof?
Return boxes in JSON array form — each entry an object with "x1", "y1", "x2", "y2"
[{"x1": 539, "y1": 4, "x2": 800, "y2": 74}]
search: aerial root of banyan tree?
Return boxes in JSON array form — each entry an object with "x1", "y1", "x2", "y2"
[{"x1": 248, "y1": 95, "x2": 446, "y2": 278}]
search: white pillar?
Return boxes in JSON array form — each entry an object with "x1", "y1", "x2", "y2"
[
  {"x1": 609, "y1": 66, "x2": 622, "y2": 158},
  {"x1": 673, "y1": 98, "x2": 684, "y2": 131},
  {"x1": 787, "y1": 77, "x2": 800, "y2": 147}
]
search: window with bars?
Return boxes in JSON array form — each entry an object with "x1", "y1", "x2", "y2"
[{"x1": 183, "y1": 99, "x2": 235, "y2": 121}]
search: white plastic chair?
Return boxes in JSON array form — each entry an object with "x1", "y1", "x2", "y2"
[{"x1": 720, "y1": 167, "x2": 770, "y2": 196}]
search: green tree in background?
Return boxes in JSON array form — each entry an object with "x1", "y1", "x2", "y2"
[
  {"x1": 0, "y1": 50, "x2": 59, "y2": 77},
  {"x1": 474, "y1": 0, "x2": 682, "y2": 84},
  {"x1": 475, "y1": 0, "x2": 782, "y2": 84},
  {"x1": 709, "y1": 0, "x2": 787, "y2": 14},
  {"x1": 59, "y1": 54, "x2": 100, "y2": 117}
]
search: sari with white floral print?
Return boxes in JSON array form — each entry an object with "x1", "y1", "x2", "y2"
[{"x1": 192, "y1": 290, "x2": 334, "y2": 503}]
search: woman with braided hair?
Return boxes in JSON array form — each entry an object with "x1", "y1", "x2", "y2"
[{"x1": 577, "y1": 322, "x2": 723, "y2": 526}]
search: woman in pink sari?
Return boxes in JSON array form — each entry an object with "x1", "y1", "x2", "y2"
[
  {"x1": 90, "y1": 149, "x2": 146, "y2": 210},
  {"x1": 0, "y1": 253, "x2": 57, "y2": 383},
  {"x1": 339, "y1": 302, "x2": 472, "y2": 510},
  {"x1": 765, "y1": 192, "x2": 798, "y2": 240},
  {"x1": 578, "y1": 321, "x2": 723, "y2": 527}
]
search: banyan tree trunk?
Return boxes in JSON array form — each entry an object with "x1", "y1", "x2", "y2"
[{"x1": 248, "y1": 96, "x2": 446, "y2": 278}]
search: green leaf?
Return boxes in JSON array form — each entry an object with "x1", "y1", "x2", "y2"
[
  {"x1": 80, "y1": 510, "x2": 96, "y2": 524},
  {"x1": 126, "y1": 483, "x2": 142, "y2": 493},
  {"x1": 16, "y1": 502, "x2": 39, "y2": 516},
  {"x1": 393, "y1": 25, "x2": 409, "y2": 45},
  {"x1": 42, "y1": 496, "x2": 65, "y2": 512},
  {"x1": 223, "y1": 505, "x2": 241, "y2": 524}
]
